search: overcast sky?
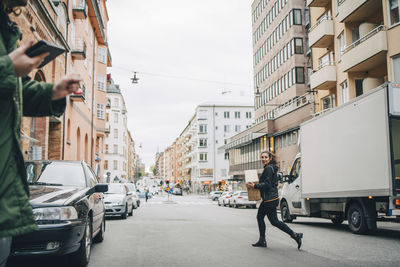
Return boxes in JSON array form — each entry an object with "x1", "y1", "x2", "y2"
[{"x1": 107, "y1": 0, "x2": 254, "y2": 171}]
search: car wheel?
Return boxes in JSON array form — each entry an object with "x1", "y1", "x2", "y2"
[
  {"x1": 121, "y1": 205, "x2": 128, "y2": 219},
  {"x1": 347, "y1": 202, "x2": 368, "y2": 234},
  {"x1": 280, "y1": 200, "x2": 293, "y2": 223},
  {"x1": 71, "y1": 216, "x2": 92, "y2": 266},
  {"x1": 128, "y1": 204, "x2": 133, "y2": 216},
  {"x1": 234, "y1": 202, "x2": 238, "y2": 208},
  {"x1": 93, "y1": 217, "x2": 105, "y2": 243},
  {"x1": 218, "y1": 202, "x2": 221, "y2": 206}
]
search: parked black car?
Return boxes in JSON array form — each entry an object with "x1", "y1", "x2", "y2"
[{"x1": 10, "y1": 161, "x2": 108, "y2": 267}]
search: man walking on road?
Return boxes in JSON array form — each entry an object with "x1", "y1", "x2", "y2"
[{"x1": 0, "y1": 1, "x2": 81, "y2": 266}]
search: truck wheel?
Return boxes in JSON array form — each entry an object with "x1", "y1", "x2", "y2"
[
  {"x1": 280, "y1": 200, "x2": 293, "y2": 223},
  {"x1": 331, "y1": 218, "x2": 344, "y2": 225},
  {"x1": 347, "y1": 202, "x2": 367, "y2": 234}
]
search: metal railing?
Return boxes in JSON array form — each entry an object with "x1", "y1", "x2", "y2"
[
  {"x1": 312, "y1": 61, "x2": 335, "y2": 73},
  {"x1": 72, "y1": 3, "x2": 88, "y2": 14},
  {"x1": 308, "y1": 14, "x2": 332, "y2": 32},
  {"x1": 71, "y1": 38, "x2": 86, "y2": 53},
  {"x1": 342, "y1": 25, "x2": 385, "y2": 54},
  {"x1": 337, "y1": 0, "x2": 346, "y2": 7}
]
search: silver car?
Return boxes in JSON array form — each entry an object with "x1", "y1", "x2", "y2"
[
  {"x1": 229, "y1": 191, "x2": 256, "y2": 208},
  {"x1": 218, "y1": 191, "x2": 234, "y2": 206},
  {"x1": 104, "y1": 183, "x2": 134, "y2": 219},
  {"x1": 125, "y1": 183, "x2": 140, "y2": 209}
]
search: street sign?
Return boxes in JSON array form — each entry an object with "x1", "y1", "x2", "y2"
[
  {"x1": 166, "y1": 187, "x2": 170, "y2": 191},
  {"x1": 169, "y1": 189, "x2": 173, "y2": 194}
]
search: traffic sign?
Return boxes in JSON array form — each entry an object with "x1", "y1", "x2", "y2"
[
  {"x1": 166, "y1": 187, "x2": 170, "y2": 191},
  {"x1": 169, "y1": 189, "x2": 173, "y2": 194}
]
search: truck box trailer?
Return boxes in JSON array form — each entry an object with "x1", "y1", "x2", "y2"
[{"x1": 279, "y1": 83, "x2": 400, "y2": 234}]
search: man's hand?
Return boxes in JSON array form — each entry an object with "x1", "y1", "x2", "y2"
[
  {"x1": 8, "y1": 41, "x2": 49, "y2": 77},
  {"x1": 52, "y1": 74, "x2": 82, "y2": 100}
]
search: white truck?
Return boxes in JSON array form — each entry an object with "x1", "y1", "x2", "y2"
[{"x1": 280, "y1": 83, "x2": 400, "y2": 234}]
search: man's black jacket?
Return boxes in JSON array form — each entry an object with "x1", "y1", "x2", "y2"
[{"x1": 254, "y1": 163, "x2": 279, "y2": 201}]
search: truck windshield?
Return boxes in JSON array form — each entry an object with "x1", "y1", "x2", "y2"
[{"x1": 391, "y1": 117, "x2": 400, "y2": 195}]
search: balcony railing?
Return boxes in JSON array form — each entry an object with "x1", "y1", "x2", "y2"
[
  {"x1": 273, "y1": 93, "x2": 314, "y2": 119},
  {"x1": 308, "y1": 14, "x2": 334, "y2": 48},
  {"x1": 73, "y1": 3, "x2": 88, "y2": 19},
  {"x1": 342, "y1": 25, "x2": 385, "y2": 55},
  {"x1": 313, "y1": 61, "x2": 335, "y2": 72},
  {"x1": 71, "y1": 38, "x2": 86, "y2": 60},
  {"x1": 310, "y1": 61, "x2": 336, "y2": 90}
]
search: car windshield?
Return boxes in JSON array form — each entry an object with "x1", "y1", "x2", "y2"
[
  {"x1": 106, "y1": 184, "x2": 126, "y2": 194},
  {"x1": 25, "y1": 162, "x2": 86, "y2": 188}
]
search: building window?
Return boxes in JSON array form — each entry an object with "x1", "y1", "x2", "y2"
[
  {"x1": 389, "y1": 0, "x2": 400, "y2": 25},
  {"x1": 294, "y1": 38, "x2": 303, "y2": 54},
  {"x1": 105, "y1": 144, "x2": 109, "y2": 153},
  {"x1": 97, "y1": 75, "x2": 106, "y2": 91},
  {"x1": 322, "y1": 95, "x2": 333, "y2": 110},
  {"x1": 295, "y1": 67, "x2": 305, "y2": 83},
  {"x1": 198, "y1": 110, "x2": 207, "y2": 120},
  {"x1": 104, "y1": 160, "x2": 108, "y2": 170},
  {"x1": 199, "y1": 124, "x2": 207, "y2": 133},
  {"x1": 114, "y1": 129, "x2": 118, "y2": 139},
  {"x1": 246, "y1": 112, "x2": 252, "y2": 118},
  {"x1": 199, "y1": 153, "x2": 208, "y2": 161},
  {"x1": 293, "y1": 9, "x2": 302, "y2": 25},
  {"x1": 341, "y1": 80, "x2": 349, "y2": 104},
  {"x1": 235, "y1": 125, "x2": 241, "y2": 132},
  {"x1": 235, "y1": 111, "x2": 241, "y2": 118},
  {"x1": 113, "y1": 144, "x2": 118, "y2": 154},
  {"x1": 98, "y1": 46, "x2": 107, "y2": 64},
  {"x1": 392, "y1": 54, "x2": 400, "y2": 82},
  {"x1": 106, "y1": 113, "x2": 109, "y2": 122},
  {"x1": 199, "y1": 139, "x2": 208, "y2": 147},
  {"x1": 224, "y1": 125, "x2": 230, "y2": 133},
  {"x1": 113, "y1": 98, "x2": 119, "y2": 107},
  {"x1": 113, "y1": 160, "x2": 118, "y2": 170},
  {"x1": 114, "y1": 113, "x2": 118, "y2": 123},
  {"x1": 292, "y1": 132, "x2": 297, "y2": 144},
  {"x1": 96, "y1": 104, "x2": 105, "y2": 119},
  {"x1": 224, "y1": 111, "x2": 230, "y2": 118}
]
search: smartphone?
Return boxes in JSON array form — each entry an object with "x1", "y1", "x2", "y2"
[{"x1": 25, "y1": 40, "x2": 66, "y2": 68}]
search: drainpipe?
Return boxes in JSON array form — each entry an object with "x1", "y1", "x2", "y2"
[{"x1": 62, "y1": 0, "x2": 70, "y2": 160}]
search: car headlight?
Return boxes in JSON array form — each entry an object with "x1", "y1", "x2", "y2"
[{"x1": 33, "y1": 206, "x2": 78, "y2": 221}]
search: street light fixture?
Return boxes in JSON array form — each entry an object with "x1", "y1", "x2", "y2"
[{"x1": 131, "y1": 72, "x2": 139, "y2": 84}]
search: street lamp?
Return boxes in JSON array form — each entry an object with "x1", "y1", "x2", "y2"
[{"x1": 131, "y1": 72, "x2": 139, "y2": 84}]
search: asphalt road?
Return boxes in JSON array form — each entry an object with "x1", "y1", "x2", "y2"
[{"x1": 7, "y1": 194, "x2": 400, "y2": 267}]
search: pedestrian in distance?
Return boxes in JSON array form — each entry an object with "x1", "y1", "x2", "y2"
[
  {"x1": 145, "y1": 191, "x2": 149, "y2": 202},
  {"x1": 246, "y1": 151, "x2": 303, "y2": 249},
  {"x1": 0, "y1": 1, "x2": 81, "y2": 266}
]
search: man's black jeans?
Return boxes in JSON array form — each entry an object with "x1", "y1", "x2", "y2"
[{"x1": 257, "y1": 199, "x2": 295, "y2": 239}]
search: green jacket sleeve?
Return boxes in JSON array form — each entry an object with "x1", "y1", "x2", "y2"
[
  {"x1": 0, "y1": 55, "x2": 18, "y2": 99},
  {"x1": 22, "y1": 77, "x2": 66, "y2": 117}
]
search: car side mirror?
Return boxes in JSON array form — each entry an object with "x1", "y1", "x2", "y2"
[
  {"x1": 127, "y1": 192, "x2": 133, "y2": 196},
  {"x1": 87, "y1": 184, "x2": 108, "y2": 195},
  {"x1": 281, "y1": 175, "x2": 291, "y2": 183}
]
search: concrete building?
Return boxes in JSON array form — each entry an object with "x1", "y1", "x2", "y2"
[
  {"x1": 127, "y1": 130, "x2": 136, "y2": 182},
  {"x1": 103, "y1": 78, "x2": 130, "y2": 183},
  {"x1": 307, "y1": 0, "x2": 400, "y2": 112},
  {"x1": 175, "y1": 103, "x2": 254, "y2": 192},
  {"x1": 225, "y1": 0, "x2": 314, "y2": 185}
]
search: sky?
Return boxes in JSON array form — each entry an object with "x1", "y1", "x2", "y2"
[{"x1": 106, "y1": 0, "x2": 255, "y2": 171}]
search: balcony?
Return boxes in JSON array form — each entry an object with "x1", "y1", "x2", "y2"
[
  {"x1": 308, "y1": 15, "x2": 334, "y2": 48},
  {"x1": 87, "y1": 0, "x2": 106, "y2": 45},
  {"x1": 72, "y1": 3, "x2": 88, "y2": 19},
  {"x1": 337, "y1": 0, "x2": 382, "y2": 23},
  {"x1": 71, "y1": 38, "x2": 86, "y2": 60},
  {"x1": 70, "y1": 93, "x2": 85, "y2": 102},
  {"x1": 310, "y1": 62, "x2": 336, "y2": 90},
  {"x1": 306, "y1": 0, "x2": 331, "y2": 7},
  {"x1": 341, "y1": 25, "x2": 387, "y2": 73},
  {"x1": 105, "y1": 126, "x2": 110, "y2": 133}
]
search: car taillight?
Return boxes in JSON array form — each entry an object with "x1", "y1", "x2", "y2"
[
  {"x1": 226, "y1": 196, "x2": 230, "y2": 198},
  {"x1": 238, "y1": 196, "x2": 243, "y2": 199},
  {"x1": 395, "y1": 199, "x2": 400, "y2": 207}
]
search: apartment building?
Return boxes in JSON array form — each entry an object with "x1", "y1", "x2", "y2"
[
  {"x1": 103, "y1": 78, "x2": 130, "y2": 182},
  {"x1": 307, "y1": 0, "x2": 400, "y2": 112},
  {"x1": 224, "y1": 0, "x2": 313, "y2": 184},
  {"x1": 63, "y1": 0, "x2": 111, "y2": 178},
  {"x1": 13, "y1": 0, "x2": 111, "y2": 179},
  {"x1": 14, "y1": 1, "x2": 69, "y2": 161},
  {"x1": 127, "y1": 130, "x2": 136, "y2": 182},
  {"x1": 174, "y1": 103, "x2": 254, "y2": 192}
]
